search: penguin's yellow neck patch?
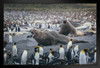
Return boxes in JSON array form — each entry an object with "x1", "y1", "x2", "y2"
[
  {"x1": 24, "y1": 50, "x2": 27, "y2": 52},
  {"x1": 50, "y1": 53, "x2": 52, "y2": 55},
  {"x1": 76, "y1": 45, "x2": 78, "y2": 48},
  {"x1": 39, "y1": 47, "x2": 41, "y2": 49},
  {"x1": 81, "y1": 50, "x2": 85, "y2": 53},
  {"x1": 71, "y1": 41, "x2": 72, "y2": 43},
  {"x1": 9, "y1": 35, "x2": 11, "y2": 37},
  {"x1": 13, "y1": 45, "x2": 16, "y2": 46},
  {"x1": 36, "y1": 52, "x2": 39, "y2": 54}
]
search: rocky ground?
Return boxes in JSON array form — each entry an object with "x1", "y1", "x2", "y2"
[{"x1": 4, "y1": 30, "x2": 96, "y2": 65}]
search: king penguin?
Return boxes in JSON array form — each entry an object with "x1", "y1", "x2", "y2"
[
  {"x1": 71, "y1": 48, "x2": 74, "y2": 60},
  {"x1": 59, "y1": 45, "x2": 65, "y2": 60},
  {"x1": 4, "y1": 48, "x2": 7, "y2": 65},
  {"x1": 74, "y1": 45, "x2": 79, "y2": 57},
  {"x1": 9, "y1": 34, "x2": 13, "y2": 43},
  {"x1": 93, "y1": 48, "x2": 96, "y2": 63},
  {"x1": 67, "y1": 46, "x2": 73, "y2": 60},
  {"x1": 12, "y1": 43, "x2": 18, "y2": 57},
  {"x1": 30, "y1": 46, "x2": 38, "y2": 65},
  {"x1": 48, "y1": 49, "x2": 54, "y2": 63},
  {"x1": 79, "y1": 50, "x2": 87, "y2": 65},
  {"x1": 38, "y1": 46, "x2": 44, "y2": 56},
  {"x1": 84, "y1": 48, "x2": 90, "y2": 63},
  {"x1": 67, "y1": 38, "x2": 73, "y2": 52},
  {"x1": 34, "y1": 50, "x2": 40, "y2": 65},
  {"x1": 21, "y1": 50, "x2": 28, "y2": 65}
]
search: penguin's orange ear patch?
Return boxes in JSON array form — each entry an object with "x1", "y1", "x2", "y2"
[
  {"x1": 34, "y1": 46, "x2": 37, "y2": 48},
  {"x1": 84, "y1": 48, "x2": 87, "y2": 50}
]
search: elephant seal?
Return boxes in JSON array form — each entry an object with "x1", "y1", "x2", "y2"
[
  {"x1": 30, "y1": 29, "x2": 88, "y2": 46},
  {"x1": 59, "y1": 20, "x2": 85, "y2": 36}
]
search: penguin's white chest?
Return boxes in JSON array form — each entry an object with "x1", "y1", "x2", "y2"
[
  {"x1": 21, "y1": 52, "x2": 28, "y2": 64},
  {"x1": 48, "y1": 53, "x2": 54, "y2": 62},
  {"x1": 12, "y1": 46, "x2": 17, "y2": 56},
  {"x1": 74, "y1": 47, "x2": 79, "y2": 57},
  {"x1": 59, "y1": 48, "x2": 65, "y2": 59},
  {"x1": 39, "y1": 48, "x2": 43, "y2": 55},
  {"x1": 71, "y1": 49, "x2": 74, "y2": 59},
  {"x1": 67, "y1": 41, "x2": 72, "y2": 51},
  {"x1": 34, "y1": 53, "x2": 39, "y2": 65},
  {"x1": 93, "y1": 52, "x2": 96, "y2": 63},
  {"x1": 79, "y1": 53, "x2": 87, "y2": 64},
  {"x1": 4, "y1": 53, "x2": 7, "y2": 63},
  {"x1": 9, "y1": 36, "x2": 12, "y2": 43}
]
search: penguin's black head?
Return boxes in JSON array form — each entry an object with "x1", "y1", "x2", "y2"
[
  {"x1": 50, "y1": 48, "x2": 53, "y2": 52},
  {"x1": 84, "y1": 48, "x2": 88, "y2": 52},
  {"x1": 60, "y1": 45, "x2": 62, "y2": 47},
  {"x1": 14, "y1": 42, "x2": 16, "y2": 45},
  {"x1": 35, "y1": 49, "x2": 38, "y2": 52},
  {"x1": 70, "y1": 38, "x2": 73, "y2": 41}
]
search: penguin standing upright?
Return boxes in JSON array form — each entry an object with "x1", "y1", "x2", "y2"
[
  {"x1": 7, "y1": 26, "x2": 9, "y2": 32},
  {"x1": 71, "y1": 48, "x2": 74, "y2": 60},
  {"x1": 88, "y1": 47, "x2": 94, "y2": 62},
  {"x1": 21, "y1": 50, "x2": 28, "y2": 65},
  {"x1": 48, "y1": 49, "x2": 54, "y2": 63},
  {"x1": 9, "y1": 34, "x2": 13, "y2": 43},
  {"x1": 67, "y1": 46, "x2": 73, "y2": 60},
  {"x1": 9, "y1": 28, "x2": 11, "y2": 32},
  {"x1": 4, "y1": 48, "x2": 7, "y2": 65},
  {"x1": 34, "y1": 50, "x2": 39, "y2": 65},
  {"x1": 84, "y1": 48, "x2": 90, "y2": 63},
  {"x1": 12, "y1": 43, "x2": 18, "y2": 57},
  {"x1": 59, "y1": 45, "x2": 65, "y2": 60},
  {"x1": 7, "y1": 51, "x2": 12, "y2": 64},
  {"x1": 30, "y1": 46, "x2": 38, "y2": 65},
  {"x1": 74, "y1": 45, "x2": 79, "y2": 57},
  {"x1": 67, "y1": 39, "x2": 73, "y2": 52},
  {"x1": 79, "y1": 50, "x2": 87, "y2": 64},
  {"x1": 4, "y1": 53, "x2": 7, "y2": 64},
  {"x1": 15, "y1": 25, "x2": 18, "y2": 32},
  {"x1": 93, "y1": 48, "x2": 96, "y2": 63},
  {"x1": 18, "y1": 25, "x2": 20, "y2": 32},
  {"x1": 38, "y1": 46, "x2": 44, "y2": 56}
]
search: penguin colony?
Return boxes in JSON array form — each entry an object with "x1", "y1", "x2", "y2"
[
  {"x1": 4, "y1": 9, "x2": 96, "y2": 65},
  {"x1": 4, "y1": 39, "x2": 97, "y2": 65}
]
